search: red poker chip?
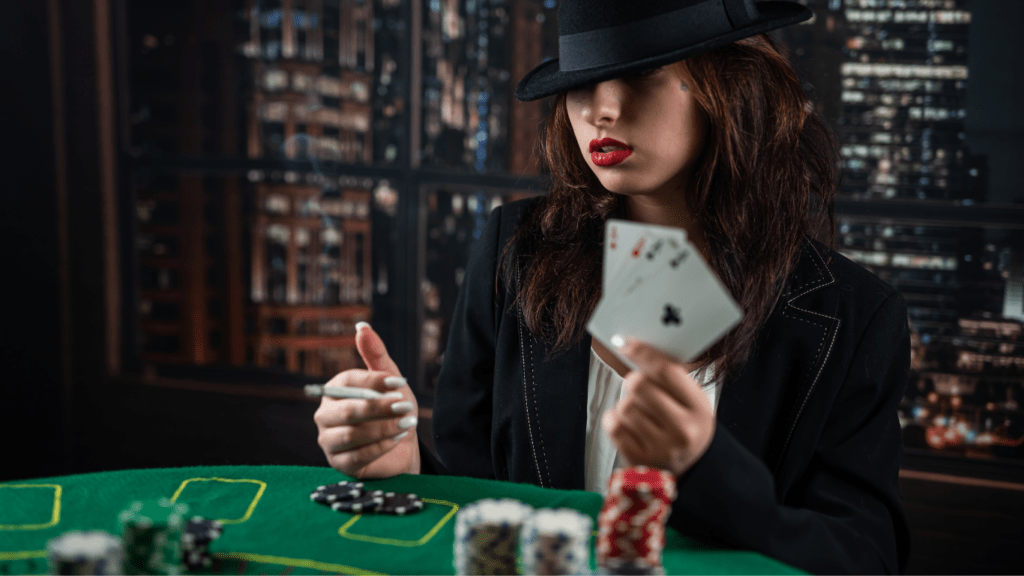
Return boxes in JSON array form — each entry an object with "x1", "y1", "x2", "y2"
[{"x1": 598, "y1": 466, "x2": 677, "y2": 568}]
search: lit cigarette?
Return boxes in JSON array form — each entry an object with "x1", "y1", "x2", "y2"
[{"x1": 304, "y1": 384, "x2": 385, "y2": 400}]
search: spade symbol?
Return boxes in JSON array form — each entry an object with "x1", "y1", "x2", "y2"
[
  {"x1": 662, "y1": 304, "x2": 682, "y2": 326},
  {"x1": 646, "y1": 239, "x2": 663, "y2": 261},
  {"x1": 670, "y1": 250, "x2": 689, "y2": 269}
]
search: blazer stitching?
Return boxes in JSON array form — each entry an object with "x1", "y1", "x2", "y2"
[
  {"x1": 789, "y1": 305, "x2": 836, "y2": 322},
  {"x1": 775, "y1": 302, "x2": 841, "y2": 471},
  {"x1": 516, "y1": 259, "x2": 545, "y2": 487},
  {"x1": 527, "y1": 329, "x2": 552, "y2": 487},
  {"x1": 787, "y1": 243, "x2": 835, "y2": 304},
  {"x1": 779, "y1": 320, "x2": 840, "y2": 463}
]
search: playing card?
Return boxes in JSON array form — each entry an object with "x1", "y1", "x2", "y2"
[
  {"x1": 589, "y1": 238, "x2": 743, "y2": 368},
  {"x1": 613, "y1": 233, "x2": 684, "y2": 298},
  {"x1": 603, "y1": 219, "x2": 685, "y2": 294}
]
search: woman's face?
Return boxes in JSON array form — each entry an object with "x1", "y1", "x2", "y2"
[{"x1": 566, "y1": 65, "x2": 708, "y2": 200}]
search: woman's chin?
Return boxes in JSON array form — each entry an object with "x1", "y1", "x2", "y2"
[{"x1": 600, "y1": 185, "x2": 651, "y2": 197}]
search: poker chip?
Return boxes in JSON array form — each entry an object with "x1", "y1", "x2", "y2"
[
  {"x1": 310, "y1": 482, "x2": 425, "y2": 517},
  {"x1": 46, "y1": 530, "x2": 124, "y2": 575},
  {"x1": 180, "y1": 516, "x2": 223, "y2": 571},
  {"x1": 598, "y1": 558, "x2": 666, "y2": 575},
  {"x1": 377, "y1": 491, "x2": 424, "y2": 515},
  {"x1": 454, "y1": 498, "x2": 534, "y2": 575},
  {"x1": 520, "y1": 508, "x2": 592, "y2": 575},
  {"x1": 597, "y1": 467, "x2": 677, "y2": 574},
  {"x1": 311, "y1": 481, "x2": 365, "y2": 504},
  {"x1": 330, "y1": 489, "x2": 386, "y2": 513},
  {"x1": 118, "y1": 497, "x2": 189, "y2": 575}
]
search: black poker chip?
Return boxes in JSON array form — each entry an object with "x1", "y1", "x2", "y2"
[
  {"x1": 311, "y1": 481, "x2": 365, "y2": 504},
  {"x1": 181, "y1": 516, "x2": 223, "y2": 570},
  {"x1": 377, "y1": 491, "x2": 424, "y2": 515},
  {"x1": 330, "y1": 489, "x2": 385, "y2": 513},
  {"x1": 183, "y1": 548, "x2": 214, "y2": 571},
  {"x1": 183, "y1": 517, "x2": 223, "y2": 544}
]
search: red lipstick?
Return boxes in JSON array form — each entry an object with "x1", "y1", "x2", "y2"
[{"x1": 589, "y1": 138, "x2": 633, "y2": 167}]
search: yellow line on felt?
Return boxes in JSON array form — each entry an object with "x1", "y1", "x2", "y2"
[
  {"x1": 337, "y1": 498, "x2": 459, "y2": 547},
  {"x1": 0, "y1": 484, "x2": 62, "y2": 530},
  {"x1": 0, "y1": 550, "x2": 46, "y2": 561},
  {"x1": 169, "y1": 477, "x2": 267, "y2": 524},
  {"x1": 213, "y1": 552, "x2": 384, "y2": 575}
]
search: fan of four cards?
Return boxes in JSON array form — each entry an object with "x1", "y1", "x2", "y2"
[{"x1": 588, "y1": 219, "x2": 743, "y2": 375}]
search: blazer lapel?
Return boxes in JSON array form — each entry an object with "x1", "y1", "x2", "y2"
[{"x1": 716, "y1": 240, "x2": 841, "y2": 472}]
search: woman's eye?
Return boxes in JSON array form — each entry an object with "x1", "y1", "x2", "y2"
[{"x1": 628, "y1": 67, "x2": 660, "y2": 80}]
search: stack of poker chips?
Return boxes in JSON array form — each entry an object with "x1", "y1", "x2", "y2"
[
  {"x1": 118, "y1": 498, "x2": 189, "y2": 575},
  {"x1": 180, "y1": 516, "x2": 223, "y2": 571},
  {"x1": 310, "y1": 481, "x2": 425, "y2": 515},
  {"x1": 45, "y1": 530, "x2": 124, "y2": 575},
  {"x1": 519, "y1": 508, "x2": 592, "y2": 575},
  {"x1": 597, "y1": 466, "x2": 677, "y2": 575},
  {"x1": 453, "y1": 498, "x2": 534, "y2": 575}
]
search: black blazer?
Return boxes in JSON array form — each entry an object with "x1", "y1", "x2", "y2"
[{"x1": 425, "y1": 197, "x2": 911, "y2": 574}]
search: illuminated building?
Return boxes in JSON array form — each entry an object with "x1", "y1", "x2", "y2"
[
  {"x1": 775, "y1": 0, "x2": 1023, "y2": 461},
  {"x1": 131, "y1": 0, "x2": 388, "y2": 376},
  {"x1": 414, "y1": 0, "x2": 558, "y2": 395},
  {"x1": 130, "y1": 1, "x2": 250, "y2": 366},
  {"x1": 242, "y1": 0, "x2": 378, "y2": 376},
  {"x1": 419, "y1": 0, "x2": 557, "y2": 173},
  {"x1": 836, "y1": 0, "x2": 979, "y2": 202},
  {"x1": 129, "y1": 0, "x2": 556, "y2": 382}
]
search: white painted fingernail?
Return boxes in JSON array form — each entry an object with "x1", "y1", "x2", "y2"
[
  {"x1": 391, "y1": 401, "x2": 414, "y2": 414},
  {"x1": 384, "y1": 376, "x2": 407, "y2": 388},
  {"x1": 610, "y1": 334, "x2": 626, "y2": 349},
  {"x1": 383, "y1": 391, "x2": 404, "y2": 400},
  {"x1": 356, "y1": 321, "x2": 371, "y2": 332},
  {"x1": 398, "y1": 416, "x2": 418, "y2": 430},
  {"x1": 392, "y1": 431, "x2": 409, "y2": 442}
]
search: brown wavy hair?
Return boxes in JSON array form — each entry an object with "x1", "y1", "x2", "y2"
[{"x1": 503, "y1": 34, "x2": 838, "y2": 383}]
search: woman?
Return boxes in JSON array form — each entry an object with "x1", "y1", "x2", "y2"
[{"x1": 314, "y1": 0, "x2": 911, "y2": 573}]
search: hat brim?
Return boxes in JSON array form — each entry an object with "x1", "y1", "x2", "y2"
[{"x1": 514, "y1": 1, "x2": 812, "y2": 102}]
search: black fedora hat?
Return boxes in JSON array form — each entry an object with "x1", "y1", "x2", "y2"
[{"x1": 515, "y1": 0, "x2": 812, "y2": 101}]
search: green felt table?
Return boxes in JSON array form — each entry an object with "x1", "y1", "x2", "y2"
[{"x1": 1, "y1": 466, "x2": 803, "y2": 575}]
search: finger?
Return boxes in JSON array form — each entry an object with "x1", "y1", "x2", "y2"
[
  {"x1": 355, "y1": 322, "x2": 402, "y2": 376},
  {"x1": 327, "y1": 431, "x2": 410, "y2": 474},
  {"x1": 322, "y1": 370, "x2": 409, "y2": 405},
  {"x1": 620, "y1": 373, "x2": 667, "y2": 422},
  {"x1": 622, "y1": 374, "x2": 694, "y2": 431},
  {"x1": 618, "y1": 385, "x2": 675, "y2": 440},
  {"x1": 603, "y1": 409, "x2": 649, "y2": 465},
  {"x1": 615, "y1": 337, "x2": 705, "y2": 408},
  {"x1": 315, "y1": 394, "x2": 415, "y2": 427},
  {"x1": 323, "y1": 369, "x2": 390, "y2": 393},
  {"x1": 319, "y1": 416, "x2": 418, "y2": 454}
]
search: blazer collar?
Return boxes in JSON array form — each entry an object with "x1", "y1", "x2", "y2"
[{"x1": 716, "y1": 239, "x2": 841, "y2": 468}]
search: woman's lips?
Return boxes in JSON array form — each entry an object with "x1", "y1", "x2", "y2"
[{"x1": 589, "y1": 138, "x2": 633, "y2": 167}]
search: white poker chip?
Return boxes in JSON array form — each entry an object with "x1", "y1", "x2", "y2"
[
  {"x1": 454, "y1": 499, "x2": 534, "y2": 575},
  {"x1": 47, "y1": 531, "x2": 124, "y2": 575},
  {"x1": 520, "y1": 508, "x2": 592, "y2": 575}
]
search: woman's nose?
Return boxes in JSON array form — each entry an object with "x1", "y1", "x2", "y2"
[{"x1": 580, "y1": 80, "x2": 624, "y2": 126}]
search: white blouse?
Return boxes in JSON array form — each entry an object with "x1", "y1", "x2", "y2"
[{"x1": 584, "y1": 348, "x2": 721, "y2": 494}]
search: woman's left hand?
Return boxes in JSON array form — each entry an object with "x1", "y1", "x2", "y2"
[{"x1": 603, "y1": 339, "x2": 716, "y2": 478}]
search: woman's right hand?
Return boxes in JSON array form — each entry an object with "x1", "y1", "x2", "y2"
[{"x1": 314, "y1": 323, "x2": 421, "y2": 479}]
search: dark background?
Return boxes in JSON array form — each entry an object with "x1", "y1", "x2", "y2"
[
  {"x1": 965, "y1": 1, "x2": 1024, "y2": 205},
  {"x1": 2, "y1": 0, "x2": 1023, "y2": 573}
]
